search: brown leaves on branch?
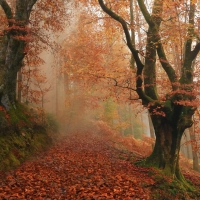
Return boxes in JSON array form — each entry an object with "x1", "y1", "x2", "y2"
[{"x1": 59, "y1": 8, "x2": 138, "y2": 104}]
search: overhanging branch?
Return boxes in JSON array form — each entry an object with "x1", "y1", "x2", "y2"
[
  {"x1": 98, "y1": 0, "x2": 153, "y2": 104},
  {"x1": 91, "y1": 74, "x2": 136, "y2": 91},
  {"x1": 112, "y1": 78, "x2": 136, "y2": 91},
  {"x1": 98, "y1": 0, "x2": 143, "y2": 68},
  {"x1": 156, "y1": 37, "x2": 178, "y2": 91},
  {"x1": 137, "y1": 0, "x2": 153, "y2": 26}
]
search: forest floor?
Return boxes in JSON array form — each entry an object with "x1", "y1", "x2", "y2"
[{"x1": 0, "y1": 122, "x2": 200, "y2": 199}]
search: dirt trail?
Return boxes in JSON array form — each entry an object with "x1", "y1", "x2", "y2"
[{"x1": 0, "y1": 131, "x2": 152, "y2": 199}]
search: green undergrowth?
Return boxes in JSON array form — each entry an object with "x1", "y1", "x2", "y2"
[
  {"x1": 0, "y1": 103, "x2": 60, "y2": 171},
  {"x1": 149, "y1": 171, "x2": 200, "y2": 200}
]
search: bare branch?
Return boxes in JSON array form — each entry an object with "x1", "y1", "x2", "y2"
[
  {"x1": 137, "y1": 0, "x2": 153, "y2": 26},
  {"x1": 98, "y1": 0, "x2": 153, "y2": 104},
  {"x1": 91, "y1": 74, "x2": 137, "y2": 91},
  {"x1": 156, "y1": 37, "x2": 178, "y2": 90},
  {"x1": 112, "y1": 78, "x2": 136, "y2": 91}
]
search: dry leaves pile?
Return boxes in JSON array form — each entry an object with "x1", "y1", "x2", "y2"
[
  {"x1": 0, "y1": 131, "x2": 155, "y2": 199},
  {"x1": 0, "y1": 128, "x2": 199, "y2": 199}
]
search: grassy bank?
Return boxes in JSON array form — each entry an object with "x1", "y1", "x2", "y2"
[{"x1": 0, "y1": 103, "x2": 59, "y2": 170}]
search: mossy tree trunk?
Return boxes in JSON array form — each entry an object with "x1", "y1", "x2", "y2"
[
  {"x1": 147, "y1": 104, "x2": 195, "y2": 178},
  {"x1": 98, "y1": 0, "x2": 200, "y2": 181},
  {"x1": 0, "y1": 0, "x2": 37, "y2": 110}
]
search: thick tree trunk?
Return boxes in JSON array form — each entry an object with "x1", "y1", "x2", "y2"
[
  {"x1": 142, "y1": 112, "x2": 195, "y2": 189},
  {"x1": 147, "y1": 112, "x2": 155, "y2": 149},
  {"x1": 0, "y1": 36, "x2": 25, "y2": 110},
  {"x1": 0, "y1": 0, "x2": 37, "y2": 110},
  {"x1": 145, "y1": 116, "x2": 183, "y2": 177}
]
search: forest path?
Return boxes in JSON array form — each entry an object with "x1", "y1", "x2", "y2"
[{"x1": 0, "y1": 131, "x2": 152, "y2": 199}]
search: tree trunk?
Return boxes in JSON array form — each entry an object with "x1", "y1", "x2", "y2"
[
  {"x1": 145, "y1": 116, "x2": 182, "y2": 176},
  {"x1": 148, "y1": 111, "x2": 155, "y2": 139},
  {"x1": 182, "y1": 130, "x2": 192, "y2": 159},
  {"x1": 129, "y1": 104, "x2": 134, "y2": 136},
  {"x1": 141, "y1": 113, "x2": 194, "y2": 188},
  {"x1": 147, "y1": 112, "x2": 155, "y2": 149},
  {"x1": 0, "y1": 0, "x2": 37, "y2": 110},
  {"x1": 17, "y1": 68, "x2": 22, "y2": 103},
  {"x1": 189, "y1": 127, "x2": 200, "y2": 172},
  {"x1": 0, "y1": 36, "x2": 24, "y2": 110}
]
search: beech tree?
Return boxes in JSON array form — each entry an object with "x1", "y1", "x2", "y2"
[
  {"x1": 0, "y1": 0, "x2": 68, "y2": 110},
  {"x1": 96, "y1": 0, "x2": 200, "y2": 184},
  {"x1": 0, "y1": 0, "x2": 37, "y2": 110}
]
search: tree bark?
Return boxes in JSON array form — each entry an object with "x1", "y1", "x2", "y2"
[
  {"x1": 189, "y1": 127, "x2": 200, "y2": 172},
  {"x1": 142, "y1": 102, "x2": 196, "y2": 186},
  {"x1": 0, "y1": 0, "x2": 37, "y2": 110},
  {"x1": 147, "y1": 111, "x2": 155, "y2": 149},
  {"x1": 146, "y1": 116, "x2": 182, "y2": 176},
  {"x1": 17, "y1": 68, "x2": 22, "y2": 103},
  {"x1": 148, "y1": 112, "x2": 155, "y2": 139}
]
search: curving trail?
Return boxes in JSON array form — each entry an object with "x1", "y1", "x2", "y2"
[{"x1": 0, "y1": 131, "x2": 153, "y2": 200}]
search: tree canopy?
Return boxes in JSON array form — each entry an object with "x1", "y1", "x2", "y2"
[{"x1": 0, "y1": 0, "x2": 200, "y2": 190}]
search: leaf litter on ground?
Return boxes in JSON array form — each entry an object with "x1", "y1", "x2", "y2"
[{"x1": 0, "y1": 124, "x2": 199, "y2": 199}]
